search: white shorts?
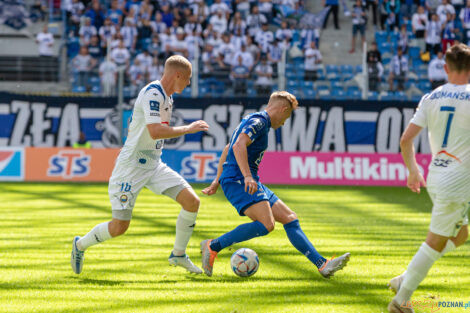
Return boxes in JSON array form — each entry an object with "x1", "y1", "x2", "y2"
[
  {"x1": 428, "y1": 191, "x2": 469, "y2": 237},
  {"x1": 108, "y1": 161, "x2": 191, "y2": 220}
]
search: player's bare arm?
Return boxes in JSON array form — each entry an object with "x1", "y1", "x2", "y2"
[
  {"x1": 400, "y1": 123, "x2": 426, "y2": 193},
  {"x1": 202, "y1": 144, "x2": 229, "y2": 196},
  {"x1": 232, "y1": 133, "x2": 257, "y2": 195},
  {"x1": 146, "y1": 120, "x2": 209, "y2": 140}
]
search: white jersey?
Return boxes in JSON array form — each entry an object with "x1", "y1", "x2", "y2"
[
  {"x1": 117, "y1": 81, "x2": 173, "y2": 169},
  {"x1": 410, "y1": 83, "x2": 470, "y2": 202}
]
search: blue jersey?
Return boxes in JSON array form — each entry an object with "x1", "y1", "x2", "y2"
[{"x1": 220, "y1": 111, "x2": 271, "y2": 182}]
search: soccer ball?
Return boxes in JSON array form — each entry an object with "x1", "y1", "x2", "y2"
[{"x1": 230, "y1": 248, "x2": 259, "y2": 277}]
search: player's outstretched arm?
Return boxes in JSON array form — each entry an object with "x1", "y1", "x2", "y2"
[
  {"x1": 233, "y1": 133, "x2": 258, "y2": 195},
  {"x1": 202, "y1": 144, "x2": 229, "y2": 196},
  {"x1": 146, "y1": 120, "x2": 209, "y2": 140},
  {"x1": 400, "y1": 123, "x2": 426, "y2": 193}
]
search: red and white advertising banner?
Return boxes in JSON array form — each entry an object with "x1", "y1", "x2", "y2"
[
  {"x1": 259, "y1": 152, "x2": 432, "y2": 186},
  {"x1": 25, "y1": 148, "x2": 120, "y2": 182}
]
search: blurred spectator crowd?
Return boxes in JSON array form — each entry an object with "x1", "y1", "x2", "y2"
[
  {"x1": 363, "y1": 0, "x2": 466, "y2": 99},
  {"x1": 64, "y1": 0, "x2": 466, "y2": 100},
  {"x1": 64, "y1": 0, "x2": 320, "y2": 97}
]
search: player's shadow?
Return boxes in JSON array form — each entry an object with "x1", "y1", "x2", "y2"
[{"x1": 71, "y1": 277, "x2": 179, "y2": 286}]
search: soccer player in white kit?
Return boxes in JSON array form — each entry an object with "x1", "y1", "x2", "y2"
[
  {"x1": 388, "y1": 43, "x2": 470, "y2": 313},
  {"x1": 71, "y1": 55, "x2": 209, "y2": 275}
]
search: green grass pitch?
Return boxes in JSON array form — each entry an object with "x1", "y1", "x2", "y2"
[{"x1": 1, "y1": 183, "x2": 469, "y2": 313}]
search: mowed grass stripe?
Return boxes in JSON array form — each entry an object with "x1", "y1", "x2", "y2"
[{"x1": 0, "y1": 183, "x2": 468, "y2": 313}]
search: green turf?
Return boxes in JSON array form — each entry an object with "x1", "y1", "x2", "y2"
[{"x1": 0, "y1": 183, "x2": 469, "y2": 313}]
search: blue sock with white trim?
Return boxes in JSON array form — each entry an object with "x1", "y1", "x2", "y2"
[
  {"x1": 284, "y1": 219, "x2": 326, "y2": 268},
  {"x1": 210, "y1": 221, "x2": 269, "y2": 252}
]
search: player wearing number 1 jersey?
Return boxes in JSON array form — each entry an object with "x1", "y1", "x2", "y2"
[
  {"x1": 71, "y1": 55, "x2": 209, "y2": 275},
  {"x1": 200, "y1": 91, "x2": 350, "y2": 278},
  {"x1": 388, "y1": 44, "x2": 470, "y2": 313}
]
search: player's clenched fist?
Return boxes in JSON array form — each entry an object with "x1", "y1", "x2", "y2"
[{"x1": 187, "y1": 120, "x2": 209, "y2": 133}]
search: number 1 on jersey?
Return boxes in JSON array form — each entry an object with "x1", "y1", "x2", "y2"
[{"x1": 440, "y1": 106, "x2": 455, "y2": 148}]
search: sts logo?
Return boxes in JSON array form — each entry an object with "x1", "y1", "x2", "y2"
[
  {"x1": 47, "y1": 150, "x2": 91, "y2": 179},
  {"x1": 180, "y1": 153, "x2": 219, "y2": 182}
]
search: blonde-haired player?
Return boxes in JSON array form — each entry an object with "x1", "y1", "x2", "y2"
[
  {"x1": 388, "y1": 43, "x2": 470, "y2": 313},
  {"x1": 200, "y1": 91, "x2": 350, "y2": 277},
  {"x1": 71, "y1": 55, "x2": 209, "y2": 274}
]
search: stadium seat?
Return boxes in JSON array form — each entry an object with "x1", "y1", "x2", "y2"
[
  {"x1": 417, "y1": 80, "x2": 431, "y2": 92},
  {"x1": 375, "y1": 31, "x2": 388, "y2": 45},
  {"x1": 304, "y1": 89, "x2": 316, "y2": 99},
  {"x1": 342, "y1": 73, "x2": 354, "y2": 81},
  {"x1": 317, "y1": 89, "x2": 331, "y2": 98},
  {"x1": 380, "y1": 92, "x2": 396, "y2": 101},
  {"x1": 247, "y1": 88, "x2": 257, "y2": 96},
  {"x1": 367, "y1": 91, "x2": 379, "y2": 100},
  {"x1": 331, "y1": 81, "x2": 343, "y2": 90},
  {"x1": 340, "y1": 65, "x2": 354, "y2": 74},
  {"x1": 302, "y1": 80, "x2": 314, "y2": 89},
  {"x1": 286, "y1": 71, "x2": 297, "y2": 79},
  {"x1": 346, "y1": 85, "x2": 360, "y2": 93},
  {"x1": 72, "y1": 85, "x2": 86, "y2": 93},
  {"x1": 331, "y1": 89, "x2": 346, "y2": 99},
  {"x1": 346, "y1": 89, "x2": 361, "y2": 98},
  {"x1": 408, "y1": 46, "x2": 421, "y2": 60},
  {"x1": 325, "y1": 64, "x2": 339, "y2": 74},
  {"x1": 382, "y1": 57, "x2": 391, "y2": 65},
  {"x1": 355, "y1": 65, "x2": 363, "y2": 73},
  {"x1": 91, "y1": 85, "x2": 101, "y2": 94},
  {"x1": 379, "y1": 42, "x2": 391, "y2": 54},
  {"x1": 67, "y1": 38, "x2": 80, "y2": 59},
  {"x1": 287, "y1": 80, "x2": 299, "y2": 88},
  {"x1": 326, "y1": 72, "x2": 340, "y2": 81}
]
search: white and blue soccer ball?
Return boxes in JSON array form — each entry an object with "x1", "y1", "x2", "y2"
[{"x1": 230, "y1": 248, "x2": 259, "y2": 277}]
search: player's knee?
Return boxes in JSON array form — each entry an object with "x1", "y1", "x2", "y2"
[
  {"x1": 109, "y1": 221, "x2": 129, "y2": 237},
  {"x1": 454, "y1": 227, "x2": 468, "y2": 247},
  {"x1": 286, "y1": 212, "x2": 297, "y2": 222},
  {"x1": 188, "y1": 195, "x2": 200, "y2": 211},
  {"x1": 263, "y1": 220, "x2": 275, "y2": 233}
]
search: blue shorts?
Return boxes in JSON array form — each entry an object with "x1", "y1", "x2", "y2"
[
  {"x1": 220, "y1": 179, "x2": 279, "y2": 216},
  {"x1": 352, "y1": 24, "x2": 365, "y2": 36}
]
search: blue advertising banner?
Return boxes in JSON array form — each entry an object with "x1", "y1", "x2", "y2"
[
  {"x1": 161, "y1": 150, "x2": 222, "y2": 183},
  {"x1": 0, "y1": 92, "x2": 430, "y2": 153},
  {"x1": 0, "y1": 147, "x2": 24, "y2": 181}
]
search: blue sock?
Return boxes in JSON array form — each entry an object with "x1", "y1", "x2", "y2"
[
  {"x1": 284, "y1": 219, "x2": 326, "y2": 268},
  {"x1": 210, "y1": 221, "x2": 269, "y2": 253}
]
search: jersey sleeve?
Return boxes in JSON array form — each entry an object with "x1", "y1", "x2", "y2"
[
  {"x1": 141, "y1": 89, "x2": 164, "y2": 125},
  {"x1": 410, "y1": 94, "x2": 429, "y2": 128},
  {"x1": 241, "y1": 116, "x2": 268, "y2": 142}
]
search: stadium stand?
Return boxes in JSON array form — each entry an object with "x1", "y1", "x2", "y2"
[{"x1": 1, "y1": 0, "x2": 463, "y2": 99}]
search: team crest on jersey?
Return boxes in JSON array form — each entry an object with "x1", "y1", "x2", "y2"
[
  {"x1": 252, "y1": 118, "x2": 265, "y2": 131},
  {"x1": 149, "y1": 100, "x2": 160, "y2": 111},
  {"x1": 120, "y1": 194, "x2": 128, "y2": 203}
]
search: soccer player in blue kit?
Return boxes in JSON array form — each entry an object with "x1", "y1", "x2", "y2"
[{"x1": 201, "y1": 91, "x2": 350, "y2": 277}]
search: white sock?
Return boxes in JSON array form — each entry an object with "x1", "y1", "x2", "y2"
[
  {"x1": 173, "y1": 209, "x2": 198, "y2": 256},
  {"x1": 395, "y1": 242, "x2": 441, "y2": 304},
  {"x1": 440, "y1": 240, "x2": 456, "y2": 257},
  {"x1": 77, "y1": 222, "x2": 112, "y2": 251}
]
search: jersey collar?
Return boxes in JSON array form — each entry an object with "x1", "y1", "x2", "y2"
[{"x1": 262, "y1": 110, "x2": 272, "y2": 128}]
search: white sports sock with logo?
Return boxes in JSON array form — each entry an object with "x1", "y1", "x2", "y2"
[
  {"x1": 173, "y1": 209, "x2": 198, "y2": 256},
  {"x1": 77, "y1": 222, "x2": 112, "y2": 251},
  {"x1": 394, "y1": 242, "x2": 441, "y2": 304}
]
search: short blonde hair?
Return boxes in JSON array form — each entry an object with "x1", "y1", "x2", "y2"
[
  {"x1": 445, "y1": 43, "x2": 470, "y2": 72},
  {"x1": 268, "y1": 91, "x2": 298, "y2": 109},
  {"x1": 164, "y1": 55, "x2": 192, "y2": 74}
]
